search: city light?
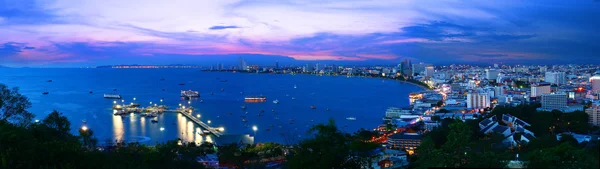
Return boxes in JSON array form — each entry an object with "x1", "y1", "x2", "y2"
[
  {"x1": 160, "y1": 127, "x2": 165, "y2": 131},
  {"x1": 252, "y1": 125, "x2": 258, "y2": 132},
  {"x1": 207, "y1": 120, "x2": 211, "y2": 124},
  {"x1": 218, "y1": 127, "x2": 225, "y2": 131},
  {"x1": 133, "y1": 97, "x2": 136, "y2": 101},
  {"x1": 179, "y1": 103, "x2": 182, "y2": 107},
  {"x1": 121, "y1": 100, "x2": 124, "y2": 103},
  {"x1": 81, "y1": 126, "x2": 88, "y2": 131},
  {"x1": 197, "y1": 114, "x2": 200, "y2": 118},
  {"x1": 35, "y1": 119, "x2": 40, "y2": 123},
  {"x1": 113, "y1": 101, "x2": 116, "y2": 104},
  {"x1": 188, "y1": 101, "x2": 191, "y2": 104}
]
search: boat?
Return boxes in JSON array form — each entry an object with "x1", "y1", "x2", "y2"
[
  {"x1": 180, "y1": 90, "x2": 200, "y2": 97},
  {"x1": 220, "y1": 80, "x2": 228, "y2": 82},
  {"x1": 326, "y1": 108, "x2": 331, "y2": 111},
  {"x1": 291, "y1": 97, "x2": 296, "y2": 100},
  {"x1": 178, "y1": 83, "x2": 185, "y2": 86},
  {"x1": 47, "y1": 80, "x2": 52, "y2": 82},
  {"x1": 241, "y1": 105, "x2": 246, "y2": 109},
  {"x1": 104, "y1": 94, "x2": 122, "y2": 99},
  {"x1": 273, "y1": 99, "x2": 279, "y2": 104},
  {"x1": 210, "y1": 92, "x2": 214, "y2": 95},
  {"x1": 89, "y1": 91, "x2": 93, "y2": 94},
  {"x1": 257, "y1": 113, "x2": 262, "y2": 116},
  {"x1": 221, "y1": 88, "x2": 224, "y2": 91},
  {"x1": 160, "y1": 78, "x2": 165, "y2": 81},
  {"x1": 245, "y1": 96, "x2": 267, "y2": 102},
  {"x1": 113, "y1": 88, "x2": 117, "y2": 91},
  {"x1": 42, "y1": 91, "x2": 49, "y2": 95},
  {"x1": 260, "y1": 110, "x2": 265, "y2": 112},
  {"x1": 346, "y1": 117, "x2": 357, "y2": 121},
  {"x1": 151, "y1": 119, "x2": 158, "y2": 123},
  {"x1": 294, "y1": 85, "x2": 297, "y2": 89},
  {"x1": 200, "y1": 100, "x2": 204, "y2": 103},
  {"x1": 310, "y1": 105, "x2": 316, "y2": 109}
]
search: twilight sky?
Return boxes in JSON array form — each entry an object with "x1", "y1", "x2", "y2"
[{"x1": 1, "y1": 0, "x2": 599, "y2": 67}]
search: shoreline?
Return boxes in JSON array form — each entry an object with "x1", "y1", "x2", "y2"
[{"x1": 201, "y1": 70, "x2": 433, "y2": 91}]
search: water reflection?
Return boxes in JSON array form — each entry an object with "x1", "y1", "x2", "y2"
[{"x1": 112, "y1": 110, "x2": 124, "y2": 141}]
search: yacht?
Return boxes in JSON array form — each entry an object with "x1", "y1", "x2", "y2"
[
  {"x1": 273, "y1": 99, "x2": 280, "y2": 104},
  {"x1": 346, "y1": 117, "x2": 357, "y2": 121},
  {"x1": 181, "y1": 90, "x2": 200, "y2": 97}
]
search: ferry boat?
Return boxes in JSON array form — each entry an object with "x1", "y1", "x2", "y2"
[
  {"x1": 180, "y1": 90, "x2": 200, "y2": 97},
  {"x1": 273, "y1": 99, "x2": 280, "y2": 104},
  {"x1": 104, "y1": 94, "x2": 122, "y2": 99},
  {"x1": 346, "y1": 117, "x2": 357, "y2": 121},
  {"x1": 244, "y1": 96, "x2": 267, "y2": 102}
]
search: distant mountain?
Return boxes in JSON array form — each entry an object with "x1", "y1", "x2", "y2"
[{"x1": 0, "y1": 65, "x2": 10, "y2": 68}]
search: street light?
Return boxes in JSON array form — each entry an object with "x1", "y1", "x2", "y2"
[
  {"x1": 188, "y1": 101, "x2": 191, "y2": 104},
  {"x1": 121, "y1": 100, "x2": 124, "y2": 103},
  {"x1": 252, "y1": 125, "x2": 258, "y2": 132},
  {"x1": 160, "y1": 127, "x2": 165, "y2": 131},
  {"x1": 113, "y1": 101, "x2": 116, "y2": 104},
  {"x1": 150, "y1": 101, "x2": 152, "y2": 105},
  {"x1": 207, "y1": 120, "x2": 211, "y2": 124},
  {"x1": 81, "y1": 126, "x2": 88, "y2": 131},
  {"x1": 133, "y1": 97, "x2": 136, "y2": 101},
  {"x1": 197, "y1": 114, "x2": 200, "y2": 118},
  {"x1": 179, "y1": 103, "x2": 182, "y2": 107}
]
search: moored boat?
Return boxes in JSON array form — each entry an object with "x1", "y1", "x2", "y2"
[{"x1": 180, "y1": 90, "x2": 200, "y2": 97}]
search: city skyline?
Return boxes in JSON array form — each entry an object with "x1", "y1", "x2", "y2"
[{"x1": 1, "y1": 0, "x2": 600, "y2": 67}]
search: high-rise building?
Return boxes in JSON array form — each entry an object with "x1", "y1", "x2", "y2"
[
  {"x1": 544, "y1": 71, "x2": 566, "y2": 86},
  {"x1": 485, "y1": 69, "x2": 500, "y2": 81},
  {"x1": 238, "y1": 57, "x2": 248, "y2": 71},
  {"x1": 590, "y1": 75, "x2": 600, "y2": 94},
  {"x1": 401, "y1": 59, "x2": 412, "y2": 76},
  {"x1": 275, "y1": 60, "x2": 279, "y2": 69},
  {"x1": 467, "y1": 92, "x2": 490, "y2": 109},
  {"x1": 585, "y1": 101, "x2": 600, "y2": 126},
  {"x1": 531, "y1": 82, "x2": 551, "y2": 97},
  {"x1": 540, "y1": 93, "x2": 567, "y2": 111},
  {"x1": 412, "y1": 63, "x2": 427, "y2": 76},
  {"x1": 425, "y1": 66, "x2": 434, "y2": 77}
]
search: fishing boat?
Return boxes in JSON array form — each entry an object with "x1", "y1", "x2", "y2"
[
  {"x1": 245, "y1": 96, "x2": 267, "y2": 102},
  {"x1": 273, "y1": 99, "x2": 279, "y2": 104},
  {"x1": 42, "y1": 91, "x2": 49, "y2": 95},
  {"x1": 104, "y1": 94, "x2": 122, "y2": 99},
  {"x1": 346, "y1": 117, "x2": 357, "y2": 121}
]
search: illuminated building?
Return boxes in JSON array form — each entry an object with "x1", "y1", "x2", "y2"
[
  {"x1": 466, "y1": 92, "x2": 490, "y2": 109},
  {"x1": 544, "y1": 71, "x2": 566, "y2": 86},
  {"x1": 387, "y1": 133, "x2": 422, "y2": 154},
  {"x1": 591, "y1": 75, "x2": 600, "y2": 94},
  {"x1": 530, "y1": 82, "x2": 551, "y2": 97},
  {"x1": 585, "y1": 101, "x2": 600, "y2": 126},
  {"x1": 540, "y1": 93, "x2": 567, "y2": 111}
]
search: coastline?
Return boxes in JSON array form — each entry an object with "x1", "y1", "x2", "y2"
[{"x1": 201, "y1": 70, "x2": 433, "y2": 91}]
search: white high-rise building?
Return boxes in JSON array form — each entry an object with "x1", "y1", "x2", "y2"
[
  {"x1": 485, "y1": 69, "x2": 499, "y2": 81},
  {"x1": 541, "y1": 93, "x2": 567, "y2": 111},
  {"x1": 531, "y1": 82, "x2": 551, "y2": 97},
  {"x1": 545, "y1": 72, "x2": 566, "y2": 85},
  {"x1": 467, "y1": 92, "x2": 490, "y2": 109},
  {"x1": 590, "y1": 75, "x2": 600, "y2": 94},
  {"x1": 585, "y1": 101, "x2": 600, "y2": 126},
  {"x1": 238, "y1": 57, "x2": 248, "y2": 71},
  {"x1": 425, "y1": 66, "x2": 434, "y2": 77}
]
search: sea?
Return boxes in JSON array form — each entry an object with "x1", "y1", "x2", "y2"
[{"x1": 0, "y1": 68, "x2": 423, "y2": 145}]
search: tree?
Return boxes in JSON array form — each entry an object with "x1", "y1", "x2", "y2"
[
  {"x1": 0, "y1": 84, "x2": 33, "y2": 126},
  {"x1": 42, "y1": 110, "x2": 71, "y2": 136},
  {"x1": 527, "y1": 143, "x2": 599, "y2": 169}
]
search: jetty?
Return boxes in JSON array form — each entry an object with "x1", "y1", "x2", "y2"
[{"x1": 112, "y1": 104, "x2": 223, "y2": 137}]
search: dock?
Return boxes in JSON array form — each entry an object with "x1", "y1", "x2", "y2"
[{"x1": 113, "y1": 105, "x2": 223, "y2": 137}]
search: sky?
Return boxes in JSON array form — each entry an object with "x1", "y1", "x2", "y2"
[{"x1": 0, "y1": 0, "x2": 599, "y2": 67}]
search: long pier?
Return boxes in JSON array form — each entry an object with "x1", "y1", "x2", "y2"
[
  {"x1": 176, "y1": 110, "x2": 223, "y2": 137},
  {"x1": 114, "y1": 105, "x2": 223, "y2": 137}
]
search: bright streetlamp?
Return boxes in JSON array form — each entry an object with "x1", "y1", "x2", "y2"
[
  {"x1": 207, "y1": 120, "x2": 211, "y2": 124},
  {"x1": 81, "y1": 126, "x2": 88, "y2": 131},
  {"x1": 252, "y1": 125, "x2": 258, "y2": 136}
]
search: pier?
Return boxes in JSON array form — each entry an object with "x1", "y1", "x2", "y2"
[{"x1": 113, "y1": 104, "x2": 223, "y2": 137}]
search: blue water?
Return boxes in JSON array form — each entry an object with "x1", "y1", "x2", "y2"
[{"x1": 0, "y1": 69, "x2": 422, "y2": 144}]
